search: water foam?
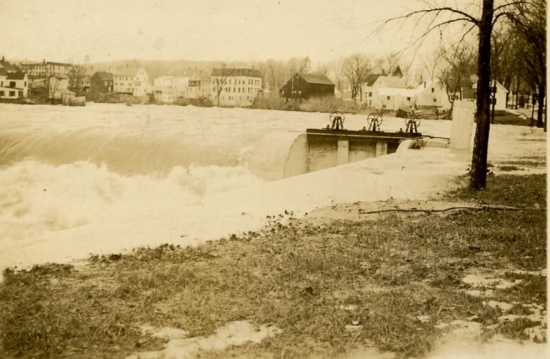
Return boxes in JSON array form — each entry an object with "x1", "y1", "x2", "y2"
[{"x1": 0, "y1": 158, "x2": 263, "y2": 253}]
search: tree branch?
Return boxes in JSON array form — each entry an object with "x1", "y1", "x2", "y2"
[
  {"x1": 493, "y1": 1, "x2": 529, "y2": 15},
  {"x1": 384, "y1": 7, "x2": 479, "y2": 26}
]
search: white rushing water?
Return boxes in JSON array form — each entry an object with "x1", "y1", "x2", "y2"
[{"x1": 0, "y1": 103, "x2": 545, "y2": 272}]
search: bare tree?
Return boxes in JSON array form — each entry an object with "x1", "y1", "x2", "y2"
[
  {"x1": 439, "y1": 43, "x2": 477, "y2": 116},
  {"x1": 382, "y1": 51, "x2": 401, "y2": 76},
  {"x1": 212, "y1": 63, "x2": 228, "y2": 106},
  {"x1": 505, "y1": 0, "x2": 546, "y2": 129},
  {"x1": 48, "y1": 75, "x2": 61, "y2": 105},
  {"x1": 326, "y1": 58, "x2": 345, "y2": 93},
  {"x1": 384, "y1": 0, "x2": 533, "y2": 189},
  {"x1": 68, "y1": 65, "x2": 86, "y2": 94},
  {"x1": 420, "y1": 48, "x2": 446, "y2": 83},
  {"x1": 342, "y1": 54, "x2": 371, "y2": 102}
]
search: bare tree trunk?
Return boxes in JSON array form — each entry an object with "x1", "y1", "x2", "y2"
[
  {"x1": 544, "y1": 96, "x2": 547, "y2": 132},
  {"x1": 515, "y1": 77, "x2": 520, "y2": 109},
  {"x1": 536, "y1": 82, "x2": 545, "y2": 128},
  {"x1": 470, "y1": 0, "x2": 494, "y2": 190}
]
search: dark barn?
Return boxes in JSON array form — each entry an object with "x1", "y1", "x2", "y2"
[
  {"x1": 280, "y1": 73, "x2": 335, "y2": 100},
  {"x1": 90, "y1": 72, "x2": 114, "y2": 94}
]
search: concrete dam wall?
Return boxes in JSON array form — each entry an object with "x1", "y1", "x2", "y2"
[{"x1": 283, "y1": 129, "x2": 417, "y2": 178}]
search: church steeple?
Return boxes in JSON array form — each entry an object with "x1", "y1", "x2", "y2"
[{"x1": 392, "y1": 65, "x2": 403, "y2": 77}]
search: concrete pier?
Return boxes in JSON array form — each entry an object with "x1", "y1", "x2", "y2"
[{"x1": 283, "y1": 129, "x2": 422, "y2": 178}]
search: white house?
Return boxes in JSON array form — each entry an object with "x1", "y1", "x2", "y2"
[
  {"x1": 184, "y1": 74, "x2": 212, "y2": 100},
  {"x1": 470, "y1": 81, "x2": 509, "y2": 111},
  {"x1": 153, "y1": 76, "x2": 189, "y2": 103},
  {"x1": 114, "y1": 68, "x2": 151, "y2": 97},
  {"x1": 415, "y1": 80, "x2": 452, "y2": 109},
  {"x1": 364, "y1": 75, "x2": 417, "y2": 111},
  {"x1": 0, "y1": 70, "x2": 29, "y2": 99},
  {"x1": 211, "y1": 67, "x2": 262, "y2": 107},
  {"x1": 153, "y1": 74, "x2": 213, "y2": 104},
  {"x1": 363, "y1": 75, "x2": 452, "y2": 111}
]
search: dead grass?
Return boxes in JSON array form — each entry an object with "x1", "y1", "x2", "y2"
[{"x1": 0, "y1": 174, "x2": 546, "y2": 358}]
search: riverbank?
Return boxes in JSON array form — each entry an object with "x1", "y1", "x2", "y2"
[{"x1": 0, "y1": 173, "x2": 546, "y2": 359}]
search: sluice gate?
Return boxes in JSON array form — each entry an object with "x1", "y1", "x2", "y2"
[
  {"x1": 283, "y1": 129, "x2": 423, "y2": 178},
  {"x1": 283, "y1": 112, "x2": 425, "y2": 178}
]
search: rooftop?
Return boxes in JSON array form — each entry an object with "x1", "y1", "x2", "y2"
[
  {"x1": 212, "y1": 68, "x2": 262, "y2": 78},
  {"x1": 6, "y1": 72, "x2": 26, "y2": 80},
  {"x1": 0, "y1": 60, "x2": 19, "y2": 72},
  {"x1": 298, "y1": 73, "x2": 334, "y2": 86},
  {"x1": 92, "y1": 71, "x2": 114, "y2": 81}
]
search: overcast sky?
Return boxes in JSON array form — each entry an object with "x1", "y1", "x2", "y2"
[{"x1": 1, "y1": 0, "x2": 459, "y2": 65}]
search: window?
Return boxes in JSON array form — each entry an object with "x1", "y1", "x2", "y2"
[
  {"x1": 368, "y1": 92, "x2": 372, "y2": 97},
  {"x1": 9, "y1": 91, "x2": 15, "y2": 96},
  {"x1": 433, "y1": 98, "x2": 437, "y2": 103},
  {"x1": 9, "y1": 81, "x2": 15, "y2": 88},
  {"x1": 387, "y1": 96, "x2": 391, "y2": 100},
  {"x1": 431, "y1": 88, "x2": 435, "y2": 93},
  {"x1": 407, "y1": 97, "x2": 411, "y2": 101},
  {"x1": 0, "y1": 91, "x2": 4, "y2": 96}
]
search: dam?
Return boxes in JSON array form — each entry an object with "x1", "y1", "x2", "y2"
[
  {"x1": 283, "y1": 112, "x2": 424, "y2": 178},
  {"x1": 284, "y1": 128, "x2": 423, "y2": 178}
]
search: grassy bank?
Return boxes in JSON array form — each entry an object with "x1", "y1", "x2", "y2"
[
  {"x1": 0, "y1": 174, "x2": 546, "y2": 358},
  {"x1": 251, "y1": 96, "x2": 361, "y2": 114}
]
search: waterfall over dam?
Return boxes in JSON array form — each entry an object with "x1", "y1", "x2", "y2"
[{"x1": 0, "y1": 103, "x2": 458, "y2": 271}]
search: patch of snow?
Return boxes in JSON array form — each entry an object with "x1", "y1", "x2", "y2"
[
  {"x1": 345, "y1": 324, "x2": 363, "y2": 332},
  {"x1": 499, "y1": 303, "x2": 546, "y2": 324},
  {"x1": 425, "y1": 335, "x2": 548, "y2": 359},
  {"x1": 512, "y1": 269, "x2": 547, "y2": 277},
  {"x1": 128, "y1": 321, "x2": 280, "y2": 359},
  {"x1": 486, "y1": 300, "x2": 514, "y2": 311},
  {"x1": 462, "y1": 274, "x2": 521, "y2": 289}
]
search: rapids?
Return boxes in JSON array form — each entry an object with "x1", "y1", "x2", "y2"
[{"x1": 0, "y1": 103, "x2": 456, "y2": 270}]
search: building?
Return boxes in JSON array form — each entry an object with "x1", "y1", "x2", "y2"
[
  {"x1": 153, "y1": 76, "x2": 188, "y2": 103},
  {"x1": 279, "y1": 73, "x2": 334, "y2": 100},
  {"x1": 468, "y1": 81, "x2": 509, "y2": 111},
  {"x1": 20, "y1": 60, "x2": 72, "y2": 79},
  {"x1": 90, "y1": 72, "x2": 114, "y2": 94},
  {"x1": 211, "y1": 67, "x2": 262, "y2": 107},
  {"x1": 362, "y1": 74, "x2": 382, "y2": 107},
  {"x1": 48, "y1": 76, "x2": 75, "y2": 104},
  {"x1": 79, "y1": 71, "x2": 92, "y2": 93},
  {"x1": 0, "y1": 70, "x2": 29, "y2": 99},
  {"x1": 362, "y1": 73, "x2": 454, "y2": 111},
  {"x1": 415, "y1": 80, "x2": 451, "y2": 109},
  {"x1": 154, "y1": 73, "x2": 213, "y2": 104},
  {"x1": 363, "y1": 74, "x2": 413, "y2": 110},
  {"x1": 184, "y1": 74, "x2": 212, "y2": 100},
  {"x1": 113, "y1": 68, "x2": 151, "y2": 97},
  {"x1": 0, "y1": 57, "x2": 19, "y2": 73}
]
